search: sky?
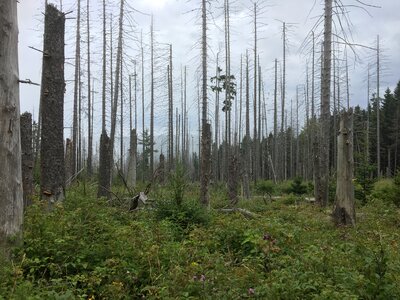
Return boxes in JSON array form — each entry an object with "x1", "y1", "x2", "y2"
[{"x1": 17, "y1": 0, "x2": 400, "y2": 155}]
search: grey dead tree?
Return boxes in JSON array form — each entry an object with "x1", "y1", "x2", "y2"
[
  {"x1": 376, "y1": 35, "x2": 381, "y2": 176},
  {"x1": 168, "y1": 44, "x2": 174, "y2": 170},
  {"x1": 242, "y1": 49, "x2": 251, "y2": 199},
  {"x1": 21, "y1": 113, "x2": 34, "y2": 208},
  {"x1": 332, "y1": 109, "x2": 355, "y2": 226},
  {"x1": 65, "y1": 138, "x2": 73, "y2": 187},
  {"x1": 40, "y1": 4, "x2": 66, "y2": 204},
  {"x1": 110, "y1": 0, "x2": 124, "y2": 182},
  {"x1": 0, "y1": 0, "x2": 24, "y2": 254},
  {"x1": 150, "y1": 15, "x2": 155, "y2": 176},
  {"x1": 200, "y1": 0, "x2": 211, "y2": 206},
  {"x1": 98, "y1": 0, "x2": 111, "y2": 199},
  {"x1": 86, "y1": 0, "x2": 93, "y2": 177},
  {"x1": 72, "y1": 0, "x2": 81, "y2": 178}
]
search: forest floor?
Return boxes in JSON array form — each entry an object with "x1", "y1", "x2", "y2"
[{"x1": 1, "y1": 182, "x2": 400, "y2": 299}]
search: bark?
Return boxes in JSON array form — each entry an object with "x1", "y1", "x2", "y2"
[
  {"x1": 72, "y1": 0, "x2": 81, "y2": 177},
  {"x1": 159, "y1": 153, "x2": 165, "y2": 185},
  {"x1": 332, "y1": 109, "x2": 355, "y2": 226},
  {"x1": 65, "y1": 138, "x2": 73, "y2": 187},
  {"x1": 21, "y1": 113, "x2": 34, "y2": 208},
  {"x1": 150, "y1": 16, "x2": 154, "y2": 175},
  {"x1": 200, "y1": 0, "x2": 210, "y2": 206},
  {"x1": 0, "y1": 0, "x2": 23, "y2": 252},
  {"x1": 98, "y1": 132, "x2": 111, "y2": 198},
  {"x1": 316, "y1": 0, "x2": 332, "y2": 206},
  {"x1": 86, "y1": 0, "x2": 93, "y2": 177},
  {"x1": 40, "y1": 4, "x2": 66, "y2": 204},
  {"x1": 127, "y1": 129, "x2": 137, "y2": 188},
  {"x1": 228, "y1": 155, "x2": 239, "y2": 206}
]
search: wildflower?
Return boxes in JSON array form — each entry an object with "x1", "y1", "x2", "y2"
[
  {"x1": 200, "y1": 274, "x2": 206, "y2": 282},
  {"x1": 248, "y1": 288, "x2": 255, "y2": 295}
]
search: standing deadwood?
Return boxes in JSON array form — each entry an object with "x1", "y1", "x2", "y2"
[
  {"x1": 228, "y1": 155, "x2": 239, "y2": 206},
  {"x1": 168, "y1": 44, "x2": 174, "y2": 169},
  {"x1": 0, "y1": 0, "x2": 23, "y2": 252},
  {"x1": 333, "y1": 109, "x2": 355, "y2": 226},
  {"x1": 273, "y1": 59, "x2": 278, "y2": 176},
  {"x1": 110, "y1": 0, "x2": 124, "y2": 178},
  {"x1": 98, "y1": 133, "x2": 111, "y2": 198},
  {"x1": 40, "y1": 4, "x2": 66, "y2": 204},
  {"x1": 242, "y1": 49, "x2": 251, "y2": 200},
  {"x1": 200, "y1": 0, "x2": 211, "y2": 206},
  {"x1": 65, "y1": 138, "x2": 73, "y2": 186},
  {"x1": 253, "y1": 2, "x2": 258, "y2": 183},
  {"x1": 86, "y1": 0, "x2": 93, "y2": 177},
  {"x1": 98, "y1": 0, "x2": 111, "y2": 199},
  {"x1": 127, "y1": 129, "x2": 137, "y2": 188},
  {"x1": 72, "y1": 0, "x2": 81, "y2": 177},
  {"x1": 376, "y1": 35, "x2": 381, "y2": 176},
  {"x1": 150, "y1": 16, "x2": 155, "y2": 175},
  {"x1": 141, "y1": 31, "x2": 146, "y2": 181},
  {"x1": 21, "y1": 113, "x2": 33, "y2": 208},
  {"x1": 316, "y1": 0, "x2": 332, "y2": 206},
  {"x1": 159, "y1": 153, "x2": 165, "y2": 184},
  {"x1": 120, "y1": 53, "x2": 124, "y2": 173}
]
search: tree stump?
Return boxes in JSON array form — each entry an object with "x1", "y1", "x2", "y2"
[{"x1": 332, "y1": 109, "x2": 355, "y2": 226}]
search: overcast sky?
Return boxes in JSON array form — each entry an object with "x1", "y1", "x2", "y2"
[{"x1": 17, "y1": 0, "x2": 400, "y2": 153}]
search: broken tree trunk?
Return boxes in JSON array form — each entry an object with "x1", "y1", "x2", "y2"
[
  {"x1": 40, "y1": 4, "x2": 66, "y2": 204},
  {"x1": 21, "y1": 112, "x2": 34, "y2": 208},
  {"x1": 332, "y1": 109, "x2": 355, "y2": 226}
]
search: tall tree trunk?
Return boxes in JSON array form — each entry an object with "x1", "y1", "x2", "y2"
[
  {"x1": 40, "y1": 4, "x2": 66, "y2": 204},
  {"x1": 333, "y1": 109, "x2": 355, "y2": 226},
  {"x1": 150, "y1": 16, "x2": 155, "y2": 175},
  {"x1": 98, "y1": 0, "x2": 111, "y2": 198},
  {"x1": 86, "y1": 0, "x2": 93, "y2": 177},
  {"x1": 72, "y1": 0, "x2": 81, "y2": 177},
  {"x1": 376, "y1": 35, "x2": 381, "y2": 176},
  {"x1": 316, "y1": 0, "x2": 332, "y2": 206},
  {"x1": 168, "y1": 44, "x2": 174, "y2": 169},
  {"x1": 253, "y1": 3, "x2": 258, "y2": 183},
  {"x1": 200, "y1": 0, "x2": 210, "y2": 206},
  {"x1": 21, "y1": 113, "x2": 33, "y2": 208},
  {"x1": 0, "y1": 0, "x2": 23, "y2": 253},
  {"x1": 110, "y1": 0, "x2": 124, "y2": 179},
  {"x1": 127, "y1": 129, "x2": 137, "y2": 188}
]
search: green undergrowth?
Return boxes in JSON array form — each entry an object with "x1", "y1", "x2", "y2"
[{"x1": 1, "y1": 184, "x2": 399, "y2": 299}]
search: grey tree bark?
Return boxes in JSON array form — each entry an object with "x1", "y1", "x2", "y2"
[
  {"x1": 127, "y1": 129, "x2": 137, "y2": 188},
  {"x1": 332, "y1": 109, "x2": 355, "y2": 226},
  {"x1": 0, "y1": 0, "x2": 23, "y2": 253},
  {"x1": 40, "y1": 4, "x2": 66, "y2": 204},
  {"x1": 200, "y1": 0, "x2": 210, "y2": 206},
  {"x1": 21, "y1": 113, "x2": 34, "y2": 208},
  {"x1": 316, "y1": 0, "x2": 332, "y2": 206}
]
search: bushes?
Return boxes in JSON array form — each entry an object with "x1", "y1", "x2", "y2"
[{"x1": 1, "y1": 183, "x2": 399, "y2": 299}]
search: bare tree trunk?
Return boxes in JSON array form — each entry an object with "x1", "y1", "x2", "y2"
[
  {"x1": 21, "y1": 113, "x2": 33, "y2": 208},
  {"x1": 150, "y1": 16, "x2": 155, "y2": 175},
  {"x1": 65, "y1": 138, "x2": 73, "y2": 186},
  {"x1": 200, "y1": 0, "x2": 210, "y2": 206},
  {"x1": 228, "y1": 155, "x2": 239, "y2": 206},
  {"x1": 127, "y1": 129, "x2": 137, "y2": 188},
  {"x1": 98, "y1": 0, "x2": 111, "y2": 198},
  {"x1": 168, "y1": 44, "x2": 174, "y2": 170},
  {"x1": 0, "y1": 0, "x2": 23, "y2": 253},
  {"x1": 40, "y1": 4, "x2": 66, "y2": 204},
  {"x1": 141, "y1": 31, "x2": 146, "y2": 181},
  {"x1": 333, "y1": 109, "x2": 355, "y2": 226},
  {"x1": 72, "y1": 0, "x2": 81, "y2": 177},
  {"x1": 316, "y1": 0, "x2": 332, "y2": 206},
  {"x1": 86, "y1": 0, "x2": 93, "y2": 177},
  {"x1": 110, "y1": 0, "x2": 124, "y2": 179},
  {"x1": 376, "y1": 35, "x2": 381, "y2": 176},
  {"x1": 253, "y1": 3, "x2": 258, "y2": 183},
  {"x1": 273, "y1": 58, "x2": 278, "y2": 178}
]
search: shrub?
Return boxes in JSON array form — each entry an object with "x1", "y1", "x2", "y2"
[
  {"x1": 370, "y1": 179, "x2": 397, "y2": 206},
  {"x1": 290, "y1": 177, "x2": 307, "y2": 196},
  {"x1": 168, "y1": 163, "x2": 188, "y2": 207},
  {"x1": 255, "y1": 180, "x2": 275, "y2": 196}
]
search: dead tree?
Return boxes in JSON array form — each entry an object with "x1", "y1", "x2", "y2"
[
  {"x1": 21, "y1": 113, "x2": 33, "y2": 208},
  {"x1": 98, "y1": 0, "x2": 111, "y2": 199},
  {"x1": 86, "y1": 0, "x2": 93, "y2": 177},
  {"x1": 127, "y1": 129, "x2": 137, "y2": 188},
  {"x1": 40, "y1": 4, "x2": 66, "y2": 204},
  {"x1": 72, "y1": 0, "x2": 81, "y2": 177},
  {"x1": 200, "y1": 0, "x2": 211, "y2": 206},
  {"x1": 65, "y1": 138, "x2": 73, "y2": 186},
  {"x1": 0, "y1": 0, "x2": 23, "y2": 252},
  {"x1": 315, "y1": 0, "x2": 332, "y2": 207},
  {"x1": 110, "y1": 0, "x2": 124, "y2": 179},
  {"x1": 332, "y1": 109, "x2": 355, "y2": 226}
]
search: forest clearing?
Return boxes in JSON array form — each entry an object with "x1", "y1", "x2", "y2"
[{"x1": 1, "y1": 0, "x2": 400, "y2": 298}]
